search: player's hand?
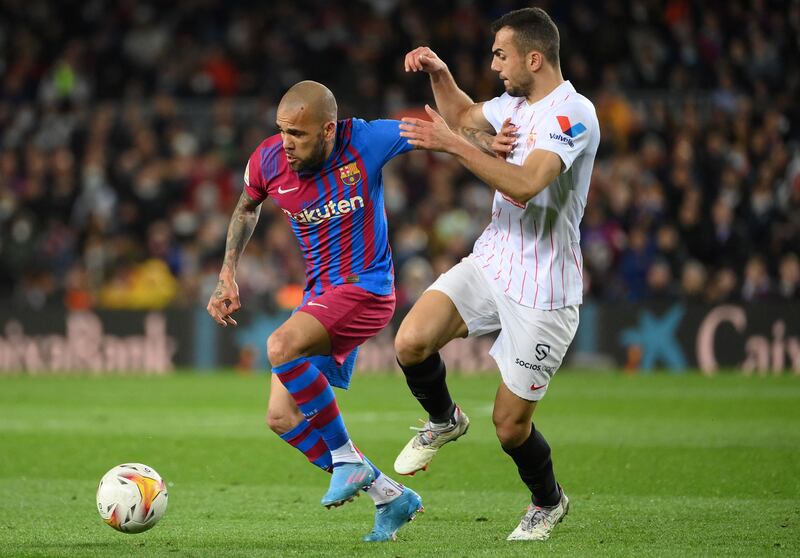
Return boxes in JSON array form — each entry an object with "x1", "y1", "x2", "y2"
[
  {"x1": 404, "y1": 46, "x2": 447, "y2": 73},
  {"x1": 400, "y1": 105, "x2": 460, "y2": 153},
  {"x1": 207, "y1": 271, "x2": 241, "y2": 327},
  {"x1": 492, "y1": 118, "x2": 518, "y2": 160}
]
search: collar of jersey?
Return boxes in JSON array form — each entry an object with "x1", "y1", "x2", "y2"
[{"x1": 525, "y1": 80, "x2": 576, "y2": 109}]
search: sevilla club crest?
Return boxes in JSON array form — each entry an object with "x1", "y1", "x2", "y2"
[{"x1": 339, "y1": 162, "x2": 362, "y2": 186}]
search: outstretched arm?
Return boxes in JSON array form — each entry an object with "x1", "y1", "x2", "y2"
[
  {"x1": 207, "y1": 191, "x2": 262, "y2": 327},
  {"x1": 459, "y1": 118, "x2": 517, "y2": 158},
  {"x1": 405, "y1": 46, "x2": 493, "y2": 132},
  {"x1": 400, "y1": 106, "x2": 561, "y2": 205}
]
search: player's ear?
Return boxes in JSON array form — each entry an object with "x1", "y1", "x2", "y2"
[
  {"x1": 323, "y1": 121, "x2": 337, "y2": 141},
  {"x1": 528, "y1": 51, "x2": 544, "y2": 72}
]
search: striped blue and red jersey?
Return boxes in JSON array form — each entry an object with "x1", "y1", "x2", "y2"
[{"x1": 243, "y1": 118, "x2": 412, "y2": 297}]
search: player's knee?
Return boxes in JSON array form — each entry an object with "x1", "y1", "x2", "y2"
[
  {"x1": 493, "y1": 415, "x2": 531, "y2": 448},
  {"x1": 394, "y1": 325, "x2": 434, "y2": 366},
  {"x1": 267, "y1": 330, "x2": 298, "y2": 367}
]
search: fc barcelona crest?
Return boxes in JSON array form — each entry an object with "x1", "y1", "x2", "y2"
[{"x1": 339, "y1": 162, "x2": 362, "y2": 186}]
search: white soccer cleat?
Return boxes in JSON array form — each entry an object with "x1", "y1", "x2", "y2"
[
  {"x1": 394, "y1": 406, "x2": 470, "y2": 475},
  {"x1": 506, "y1": 489, "x2": 569, "y2": 541}
]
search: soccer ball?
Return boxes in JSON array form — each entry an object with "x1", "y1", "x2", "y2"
[{"x1": 96, "y1": 463, "x2": 168, "y2": 533}]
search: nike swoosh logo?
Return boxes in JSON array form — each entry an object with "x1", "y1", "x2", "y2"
[
  {"x1": 277, "y1": 186, "x2": 299, "y2": 194},
  {"x1": 530, "y1": 384, "x2": 546, "y2": 391},
  {"x1": 307, "y1": 301, "x2": 328, "y2": 308}
]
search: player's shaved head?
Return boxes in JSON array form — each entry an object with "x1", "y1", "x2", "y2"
[
  {"x1": 278, "y1": 81, "x2": 338, "y2": 124},
  {"x1": 276, "y1": 81, "x2": 338, "y2": 171}
]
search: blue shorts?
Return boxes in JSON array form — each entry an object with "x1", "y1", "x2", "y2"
[{"x1": 306, "y1": 346, "x2": 359, "y2": 390}]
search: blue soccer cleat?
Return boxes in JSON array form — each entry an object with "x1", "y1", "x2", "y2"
[
  {"x1": 362, "y1": 487, "x2": 424, "y2": 542},
  {"x1": 321, "y1": 462, "x2": 375, "y2": 508}
]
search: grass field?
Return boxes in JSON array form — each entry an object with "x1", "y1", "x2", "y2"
[{"x1": 1, "y1": 371, "x2": 799, "y2": 557}]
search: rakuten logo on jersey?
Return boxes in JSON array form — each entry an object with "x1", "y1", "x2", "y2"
[{"x1": 283, "y1": 195, "x2": 365, "y2": 224}]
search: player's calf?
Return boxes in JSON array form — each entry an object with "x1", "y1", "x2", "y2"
[
  {"x1": 501, "y1": 424, "x2": 561, "y2": 509},
  {"x1": 278, "y1": 420, "x2": 333, "y2": 472}
]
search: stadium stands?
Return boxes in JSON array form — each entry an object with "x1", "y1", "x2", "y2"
[{"x1": 0, "y1": 0, "x2": 797, "y2": 311}]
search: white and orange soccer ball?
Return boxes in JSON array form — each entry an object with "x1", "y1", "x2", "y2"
[{"x1": 96, "y1": 463, "x2": 168, "y2": 533}]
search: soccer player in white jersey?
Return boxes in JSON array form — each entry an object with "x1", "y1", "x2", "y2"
[{"x1": 393, "y1": 7, "x2": 600, "y2": 541}]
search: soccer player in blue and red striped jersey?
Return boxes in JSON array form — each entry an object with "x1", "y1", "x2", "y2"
[{"x1": 206, "y1": 81, "x2": 421, "y2": 542}]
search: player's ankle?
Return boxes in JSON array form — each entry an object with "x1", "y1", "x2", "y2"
[
  {"x1": 330, "y1": 439, "x2": 364, "y2": 465},
  {"x1": 366, "y1": 474, "x2": 404, "y2": 505},
  {"x1": 429, "y1": 402, "x2": 456, "y2": 427}
]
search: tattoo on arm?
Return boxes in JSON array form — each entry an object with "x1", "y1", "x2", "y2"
[
  {"x1": 221, "y1": 191, "x2": 262, "y2": 274},
  {"x1": 458, "y1": 127, "x2": 496, "y2": 156}
]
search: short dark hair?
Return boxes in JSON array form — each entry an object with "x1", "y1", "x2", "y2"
[{"x1": 491, "y1": 7, "x2": 560, "y2": 68}]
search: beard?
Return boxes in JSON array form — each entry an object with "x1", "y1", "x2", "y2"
[
  {"x1": 290, "y1": 133, "x2": 328, "y2": 172},
  {"x1": 506, "y1": 84, "x2": 527, "y2": 97},
  {"x1": 504, "y1": 73, "x2": 534, "y2": 98}
]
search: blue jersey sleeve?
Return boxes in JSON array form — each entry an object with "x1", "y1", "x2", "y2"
[{"x1": 358, "y1": 119, "x2": 414, "y2": 166}]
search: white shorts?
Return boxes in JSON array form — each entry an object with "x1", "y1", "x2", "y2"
[{"x1": 427, "y1": 256, "x2": 579, "y2": 401}]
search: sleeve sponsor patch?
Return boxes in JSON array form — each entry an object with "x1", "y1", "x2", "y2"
[{"x1": 547, "y1": 115, "x2": 587, "y2": 147}]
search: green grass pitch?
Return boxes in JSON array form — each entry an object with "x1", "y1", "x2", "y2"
[{"x1": 1, "y1": 371, "x2": 798, "y2": 557}]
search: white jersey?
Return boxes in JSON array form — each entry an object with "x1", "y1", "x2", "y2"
[{"x1": 473, "y1": 80, "x2": 600, "y2": 310}]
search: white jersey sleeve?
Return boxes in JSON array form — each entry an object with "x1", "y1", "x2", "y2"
[{"x1": 532, "y1": 101, "x2": 598, "y2": 172}]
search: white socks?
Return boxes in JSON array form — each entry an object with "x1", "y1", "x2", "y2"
[
  {"x1": 330, "y1": 439, "x2": 404, "y2": 506},
  {"x1": 366, "y1": 474, "x2": 404, "y2": 505},
  {"x1": 330, "y1": 439, "x2": 363, "y2": 464}
]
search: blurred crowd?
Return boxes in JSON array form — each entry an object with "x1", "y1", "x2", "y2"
[{"x1": 0, "y1": 0, "x2": 798, "y2": 312}]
